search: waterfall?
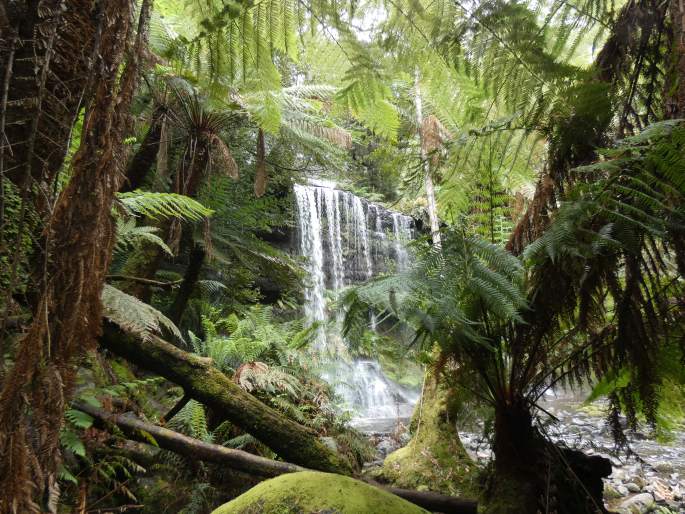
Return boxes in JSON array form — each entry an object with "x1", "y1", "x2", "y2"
[{"x1": 293, "y1": 181, "x2": 418, "y2": 429}]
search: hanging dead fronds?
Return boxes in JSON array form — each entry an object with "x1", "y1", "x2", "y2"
[
  {"x1": 421, "y1": 114, "x2": 450, "y2": 167},
  {"x1": 254, "y1": 128, "x2": 267, "y2": 197},
  {"x1": 0, "y1": 0, "x2": 146, "y2": 510},
  {"x1": 209, "y1": 133, "x2": 239, "y2": 179}
]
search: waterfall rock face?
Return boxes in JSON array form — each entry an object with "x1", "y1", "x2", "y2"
[{"x1": 293, "y1": 182, "x2": 418, "y2": 430}]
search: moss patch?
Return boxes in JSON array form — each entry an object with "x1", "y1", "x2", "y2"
[
  {"x1": 210, "y1": 471, "x2": 430, "y2": 514},
  {"x1": 379, "y1": 379, "x2": 478, "y2": 496}
]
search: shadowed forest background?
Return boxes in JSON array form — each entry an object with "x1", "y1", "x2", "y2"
[{"x1": 1, "y1": 0, "x2": 685, "y2": 513}]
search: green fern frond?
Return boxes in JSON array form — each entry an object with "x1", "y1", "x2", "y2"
[
  {"x1": 117, "y1": 191, "x2": 213, "y2": 221},
  {"x1": 102, "y1": 284, "x2": 184, "y2": 343}
]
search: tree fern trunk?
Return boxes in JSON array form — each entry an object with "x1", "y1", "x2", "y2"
[
  {"x1": 666, "y1": 0, "x2": 685, "y2": 117},
  {"x1": 120, "y1": 144, "x2": 209, "y2": 301},
  {"x1": 1, "y1": 1, "x2": 97, "y2": 193},
  {"x1": 121, "y1": 105, "x2": 167, "y2": 192},
  {"x1": 414, "y1": 70, "x2": 441, "y2": 248},
  {"x1": 168, "y1": 242, "x2": 205, "y2": 326},
  {"x1": 0, "y1": 1, "x2": 148, "y2": 510}
]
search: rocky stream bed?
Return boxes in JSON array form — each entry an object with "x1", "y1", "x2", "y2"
[{"x1": 361, "y1": 391, "x2": 685, "y2": 513}]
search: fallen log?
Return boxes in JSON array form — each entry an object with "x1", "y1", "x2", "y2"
[
  {"x1": 99, "y1": 322, "x2": 351, "y2": 474},
  {"x1": 76, "y1": 402, "x2": 305, "y2": 477},
  {"x1": 77, "y1": 403, "x2": 478, "y2": 514},
  {"x1": 384, "y1": 486, "x2": 477, "y2": 514}
]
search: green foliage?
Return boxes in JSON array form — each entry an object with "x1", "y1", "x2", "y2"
[
  {"x1": 114, "y1": 218, "x2": 173, "y2": 257},
  {"x1": 117, "y1": 191, "x2": 214, "y2": 221},
  {"x1": 102, "y1": 284, "x2": 185, "y2": 342},
  {"x1": 170, "y1": 399, "x2": 212, "y2": 442}
]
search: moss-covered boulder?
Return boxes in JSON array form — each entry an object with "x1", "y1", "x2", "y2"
[
  {"x1": 379, "y1": 377, "x2": 477, "y2": 496},
  {"x1": 210, "y1": 471, "x2": 430, "y2": 514}
]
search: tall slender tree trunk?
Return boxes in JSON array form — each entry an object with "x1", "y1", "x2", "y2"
[
  {"x1": 666, "y1": 0, "x2": 685, "y2": 117},
  {"x1": 0, "y1": 1, "x2": 149, "y2": 510},
  {"x1": 414, "y1": 70, "x2": 441, "y2": 248},
  {"x1": 664, "y1": 1, "x2": 685, "y2": 276}
]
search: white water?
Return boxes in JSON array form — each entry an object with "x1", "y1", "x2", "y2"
[{"x1": 293, "y1": 182, "x2": 418, "y2": 428}]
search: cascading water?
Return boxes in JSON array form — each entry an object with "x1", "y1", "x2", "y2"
[{"x1": 294, "y1": 181, "x2": 419, "y2": 431}]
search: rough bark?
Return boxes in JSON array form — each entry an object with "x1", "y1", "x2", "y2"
[
  {"x1": 0, "y1": 1, "x2": 143, "y2": 510},
  {"x1": 0, "y1": 1, "x2": 96, "y2": 192},
  {"x1": 484, "y1": 401, "x2": 611, "y2": 514},
  {"x1": 78, "y1": 402, "x2": 478, "y2": 514},
  {"x1": 76, "y1": 402, "x2": 308, "y2": 477},
  {"x1": 99, "y1": 322, "x2": 352, "y2": 474},
  {"x1": 414, "y1": 70, "x2": 441, "y2": 248}
]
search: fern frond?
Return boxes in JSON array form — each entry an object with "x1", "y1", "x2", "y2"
[
  {"x1": 101, "y1": 284, "x2": 184, "y2": 343},
  {"x1": 117, "y1": 191, "x2": 213, "y2": 221}
]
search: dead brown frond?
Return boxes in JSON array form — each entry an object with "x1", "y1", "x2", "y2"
[
  {"x1": 209, "y1": 133, "x2": 239, "y2": 179},
  {"x1": 0, "y1": 0, "x2": 146, "y2": 510}
]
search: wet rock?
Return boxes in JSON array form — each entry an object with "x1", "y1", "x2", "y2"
[
  {"x1": 618, "y1": 492, "x2": 655, "y2": 513},
  {"x1": 625, "y1": 482, "x2": 641, "y2": 493},
  {"x1": 376, "y1": 438, "x2": 398, "y2": 457},
  {"x1": 654, "y1": 462, "x2": 674, "y2": 473},
  {"x1": 605, "y1": 483, "x2": 622, "y2": 500}
]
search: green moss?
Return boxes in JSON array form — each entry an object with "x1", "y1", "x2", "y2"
[
  {"x1": 378, "y1": 353, "x2": 423, "y2": 389},
  {"x1": 379, "y1": 379, "x2": 478, "y2": 497},
  {"x1": 210, "y1": 471, "x2": 430, "y2": 514}
]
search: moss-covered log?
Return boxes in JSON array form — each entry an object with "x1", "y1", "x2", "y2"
[
  {"x1": 100, "y1": 323, "x2": 351, "y2": 474},
  {"x1": 76, "y1": 402, "x2": 307, "y2": 477},
  {"x1": 82, "y1": 401, "x2": 478, "y2": 513}
]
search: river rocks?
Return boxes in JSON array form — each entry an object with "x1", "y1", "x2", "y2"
[
  {"x1": 626, "y1": 483, "x2": 642, "y2": 493},
  {"x1": 654, "y1": 462, "x2": 674, "y2": 473},
  {"x1": 618, "y1": 492, "x2": 655, "y2": 513},
  {"x1": 605, "y1": 483, "x2": 623, "y2": 500}
]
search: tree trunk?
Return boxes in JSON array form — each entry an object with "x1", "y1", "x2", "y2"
[
  {"x1": 486, "y1": 400, "x2": 611, "y2": 514},
  {"x1": 120, "y1": 145, "x2": 209, "y2": 301},
  {"x1": 485, "y1": 402, "x2": 541, "y2": 514},
  {"x1": 168, "y1": 242, "x2": 205, "y2": 325},
  {"x1": 99, "y1": 322, "x2": 352, "y2": 474},
  {"x1": 120, "y1": 105, "x2": 167, "y2": 192},
  {"x1": 414, "y1": 70, "x2": 441, "y2": 248},
  {"x1": 1, "y1": 1, "x2": 96, "y2": 193},
  {"x1": 77, "y1": 402, "x2": 308, "y2": 477},
  {"x1": 0, "y1": 1, "x2": 145, "y2": 510},
  {"x1": 382, "y1": 375, "x2": 475, "y2": 496}
]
